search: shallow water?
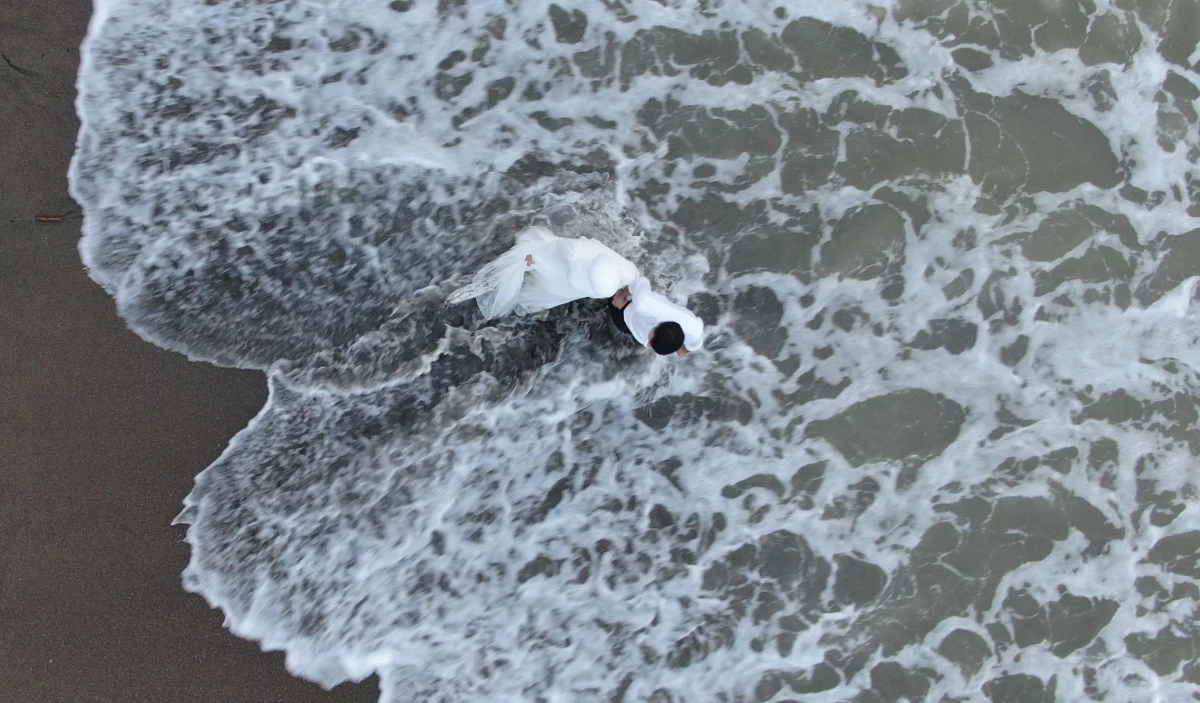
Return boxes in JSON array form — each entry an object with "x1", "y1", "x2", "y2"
[{"x1": 72, "y1": 0, "x2": 1200, "y2": 701}]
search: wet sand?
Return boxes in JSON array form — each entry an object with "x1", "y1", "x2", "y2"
[{"x1": 0, "y1": 2, "x2": 377, "y2": 700}]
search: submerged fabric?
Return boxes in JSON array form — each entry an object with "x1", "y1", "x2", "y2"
[{"x1": 448, "y1": 227, "x2": 639, "y2": 319}]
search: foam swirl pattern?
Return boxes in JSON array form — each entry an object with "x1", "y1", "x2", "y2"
[{"x1": 72, "y1": 0, "x2": 1200, "y2": 701}]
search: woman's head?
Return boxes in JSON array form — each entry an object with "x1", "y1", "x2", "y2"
[{"x1": 589, "y1": 255, "x2": 639, "y2": 298}]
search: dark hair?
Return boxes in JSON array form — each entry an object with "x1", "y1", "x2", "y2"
[{"x1": 650, "y1": 321, "x2": 685, "y2": 355}]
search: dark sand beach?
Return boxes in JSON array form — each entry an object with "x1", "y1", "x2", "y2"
[{"x1": 0, "y1": 2, "x2": 377, "y2": 700}]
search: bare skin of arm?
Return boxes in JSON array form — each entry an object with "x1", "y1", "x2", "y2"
[{"x1": 611, "y1": 286, "x2": 630, "y2": 307}]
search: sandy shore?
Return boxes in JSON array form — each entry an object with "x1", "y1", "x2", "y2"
[{"x1": 0, "y1": 2, "x2": 377, "y2": 700}]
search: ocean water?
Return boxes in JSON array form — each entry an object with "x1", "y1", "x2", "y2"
[{"x1": 70, "y1": 0, "x2": 1200, "y2": 701}]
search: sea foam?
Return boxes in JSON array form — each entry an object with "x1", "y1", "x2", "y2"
[{"x1": 73, "y1": 0, "x2": 1200, "y2": 701}]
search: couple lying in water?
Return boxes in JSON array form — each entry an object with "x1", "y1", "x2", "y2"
[{"x1": 448, "y1": 226, "x2": 703, "y2": 356}]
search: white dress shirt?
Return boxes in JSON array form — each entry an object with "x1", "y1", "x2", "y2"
[{"x1": 622, "y1": 277, "x2": 704, "y2": 350}]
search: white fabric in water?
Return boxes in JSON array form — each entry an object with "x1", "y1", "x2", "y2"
[
  {"x1": 448, "y1": 226, "x2": 640, "y2": 320},
  {"x1": 622, "y1": 276, "x2": 705, "y2": 350}
]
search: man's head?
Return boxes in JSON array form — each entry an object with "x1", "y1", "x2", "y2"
[{"x1": 649, "y1": 321, "x2": 685, "y2": 355}]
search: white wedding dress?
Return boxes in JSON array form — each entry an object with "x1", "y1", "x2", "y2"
[{"x1": 448, "y1": 226, "x2": 640, "y2": 320}]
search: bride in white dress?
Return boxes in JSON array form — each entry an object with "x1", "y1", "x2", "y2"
[{"x1": 448, "y1": 226, "x2": 640, "y2": 319}]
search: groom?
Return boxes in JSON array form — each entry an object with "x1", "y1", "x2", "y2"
[{"x1": 609, "y1": 277, "x2": 704, "y2": 357}]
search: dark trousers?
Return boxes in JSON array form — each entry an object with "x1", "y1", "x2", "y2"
[{"x1": 608, "y1": 298, "x2": 632, "y2": 336}]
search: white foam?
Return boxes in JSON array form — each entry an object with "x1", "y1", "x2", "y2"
[{"x1": 73, "y1": 0, "x2": 1200, "y2": 701}]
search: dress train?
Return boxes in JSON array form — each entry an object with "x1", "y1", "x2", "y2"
[{"x1": 448, "y1": 226, "x2": 639, "y2": 320}]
